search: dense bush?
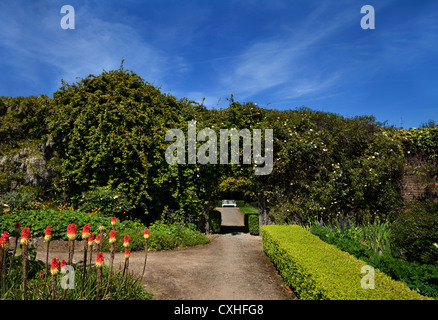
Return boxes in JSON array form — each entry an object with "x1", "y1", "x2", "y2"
[
  {"x1": 209, "y1": 209, "x2": 222, "y2": 234},
  {"x1": 390, "y1": 201, "x2": 438, "y2": 265},
  {"x1": 310, "y1": 222, "x2": 438, "y2": 298},
  {"x1": 45, "y1": 65, "x2": 209, "y2": 221},
  {"x1": 0, "y1": 190, "x2": 37, "y2": 211},
  {"x1": 75, "y1": 186, "x2": 133, "y2": 218},
  {"x1": 262, "y1": 224, "x2": 430, "y2": 300},
  {"x1": 247, "y1": 214, "x2": 259, "y2": 235},
  {"x1": 147, "y1": 222, "x2": 210, "y2": 251},
  {"x1": 260, "y1": 109, "x2": 407, "y2": 226}
]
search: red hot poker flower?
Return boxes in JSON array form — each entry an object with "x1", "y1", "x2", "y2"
[
  {"x1": 88, "y1": 233, "x2": 94, "y2": 246},
  {"x1": 111, "y1": 217, "x2": 117, "y2": 226},
  {"x1": 95, "y1": 234, "x2": 101, "y2": 244},
  {"x1": 50, "y1": 257, "x2": 60, "y2": 275},
  {"x1": 96, "y1": 252, "x2": 104, "y2": 268},
  {"x1": 45, "y1": 226, "x2": 52, "y2": 242},
  {"x1": 2, "y1": 231, "x2": 9, "y2": 243},
  {"x1": 20, "y1": 227, "x2": 31, "y2": 245},
  {"x1": 109, "y1": 230, "x2": 116, "y2": 244},
  {"x1": 60, "y1": 259, "x2": 67, "y2": 271},
  {"x1": 15, "y1": 222, "x2": 21, "y2": 232},
  {"x1": 82, "y1": 224, "x2": 90, "y2": 239},
  {"x1": 124, "y1": 249, "x2": 130, "y2": 259},
  {"x1": 2, "y1": 231, "x2": 9, "y2": 249},
  {"x1": 123, "y1": 234, "x2": 130, "y2": 248},
  {"x1": 144, "y1": 229, "x2": 150, "y2": 240},
  {"x1": 67, "y1": 224, "x2": 77, "y2": 240}
]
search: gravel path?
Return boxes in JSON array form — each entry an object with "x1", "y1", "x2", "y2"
[
  {"x1": 35, "y1": 208, "x2": 293, "y2": 300},
  {"x1": 140, "y1": 208, "x2": 291, "y2": 300}
]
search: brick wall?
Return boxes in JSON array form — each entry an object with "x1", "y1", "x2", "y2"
[{"x1": 401, "y1": 165, "x2": 438, "y2": 202}]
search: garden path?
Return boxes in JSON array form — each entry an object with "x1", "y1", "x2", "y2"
[
  {"x1": 137, "y1": 207, "x2": 291, "y2": 300},
  {"x1": 35, "y1": 208, "x2": 292, "y2": 300}
]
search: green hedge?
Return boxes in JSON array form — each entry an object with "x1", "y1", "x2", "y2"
[
  {"x1": 236, "y1": 200, "x2": 246, "y2": 208},
  {"x1": 261, "y1": 225, "x2": 431, "y2": 300},
  {"x1": 245, "y1": 214, "x2": 259, "y2": 235},
  {"x1": 209, "y1": 209, "x2": 222, "y2": 234}
]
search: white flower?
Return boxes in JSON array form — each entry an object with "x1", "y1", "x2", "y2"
[{"x1": 433, "y1": 243, "x2": 438, "y2": 249}]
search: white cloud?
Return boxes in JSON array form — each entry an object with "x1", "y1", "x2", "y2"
[{"x1": 0, "y1": 1, "x2": 184, "y2": 93}]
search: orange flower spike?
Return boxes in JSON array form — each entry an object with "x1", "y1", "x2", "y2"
[
  {"x1": 82, "y1": 224, "x2": 90, "y2": 239},
  {"x1": 2, "y1": 231, "x2": 9, "y2": 243},
  {"x1": 60, "y1": 259, "x2": 67, "y2": 272},
  {"x1": 123, "y1": 234, "x2": 130, "y2": 248},
  {"x1": 1, "y1": 232, "x2": 9, "y2": 250},
  {"x1": 20, "y1": 227, "x2": 31, "y2": 245},
  {"x1": 67, "y1": 224, "x2": 77, "y2": 240},
  {"x1": 111, "y1": 217, "x2": 117, "y2": 227},
  {"x1": 109, "y1": 230, "x2": 116, "y2": 244},
  {"x1": 45, "y1": 226, "x2": 52, "y2": 242},
  {"x1": 88, "y1": 233, "x2": 94, "y2": 246},
  {"x1": 144, "y1": 229, "x2": 150, "y2": 240},
  {"x1": 50, "y1": 257, "x2": 60, "y2": 275},
  {"x1": 124, "y1": 249, "x2": 130, "y2": 259},
  {"x1": 96, "y1": 252, "x2": 104, "y2": 268},
  {"x1": 95, "y1": 234, "x2": 101, "y2": 245}
]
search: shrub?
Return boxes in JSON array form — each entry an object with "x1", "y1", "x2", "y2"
[
  {"x1": 147, "y1": 222, "x2": 210, "y2": 251},
  {"x1": 236, "y1": 200, "x2": 246, "y2": 208},
  {"x1": 247, "y1": 214, "x2": 259, "y2": 235},
  {"x1": 75, "y1": 186, "x2": 133, "y2": 217},
  {"x1": 0, "y1": 190, "x2": 37, "y2": 211},
  {"x1": 310, "y1": 222, "x2": 438, "y2": 298},
  {"x1": 209, "y1": 209, "x2": 222, "y2": 234},
  {"x1": 390, "y1": 201, "x2": 438, "y2": 265},
  {"x1": 262, "y1": 225, "x2": 430, "y2": 300}
]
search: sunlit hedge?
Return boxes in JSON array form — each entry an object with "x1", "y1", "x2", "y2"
[{"x1": 261, "y1": 225, "x2": 431, "y2": 300}]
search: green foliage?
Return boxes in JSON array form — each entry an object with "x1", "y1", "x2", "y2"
[
  {"x1": 239, "y1": 203, "x2": 258, "y2": 214},
  {"x1": 0, "y1": 205, "x2": 146, "y2": 250},
  {"x1": 247, "y1": 214, "x2": 259, "y2": 235},
  {"x1": 75, "y1": 186, "x2": 133, "y2": 217},
  {"x1": 209, "y1": 209, "x2": 222, "y2": 234},
  {"x1": 390, "y1": 201, "x2": 438, "y2": 265},
  {"x1": 46, "y1": 65, "x2": 199, "y2": 219},
  {"x1": 2, "y1": 67, "x2": 437, "y2": 236},
  {"x1": 217, "y1": 177, "x2": 257, "y2": 203},
  {"x1": 310, "y1": 222, "x2": 438, "y2": 298},
  {"x1": 147, "y1": 221, "x2": 210, "y2": 251},
  {"x1": 0, "y1": 190, "x2": 37, "y2": 211},
  {"x1": 261, "y1": 108, "x2": 407, "y2": 225},
  {"x1": 262, "y1": 225, "x2": 431, "y2": 300},
  {"x1": 236, "y1": 200, "x2": 246, "y2": 208},
  {"x1": 241, "y1": 204, "x2": 259, "y2": 235},
  {"x1": 1, "y1": 247, "x2": 152, "y2": 300}
]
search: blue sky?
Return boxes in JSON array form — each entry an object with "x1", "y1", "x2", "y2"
[{"x1": 0, "y1": 0, "x2": 437, "y2": 128}]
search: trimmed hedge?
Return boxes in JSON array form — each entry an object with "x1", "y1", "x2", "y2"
[
  {"x1": 236, "y1": 200, "x2": 246, "y2": 208},
  {"x1": 261, "y1": 225, "x2": 432, "y2": 300},
  {"x1": 209, "y1": 209, "x2": 222, "y2": 234},
  {"x1": 247, "y1": 214, "x2": 259, "y2": 235}
]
